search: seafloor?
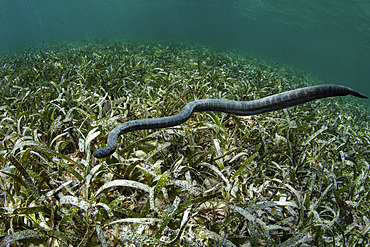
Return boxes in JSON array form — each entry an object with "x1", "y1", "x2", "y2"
[{"x1": 0, "y1": 40, "x2": 369, "y2": 246}]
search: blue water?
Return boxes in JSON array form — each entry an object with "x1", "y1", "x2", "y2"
[{"x1": 0, "y1": 0, "x2": 369, "y2": 97}]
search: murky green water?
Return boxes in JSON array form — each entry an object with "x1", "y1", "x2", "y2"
[{"x1": 0, "y1": 0, "x2": 369, "y2": 98}]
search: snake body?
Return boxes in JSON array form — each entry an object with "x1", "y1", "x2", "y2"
[{"x1": 93, "y1": 84, "x2": 367, "y2": 158}]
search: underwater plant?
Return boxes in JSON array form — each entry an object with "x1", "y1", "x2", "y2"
[{"x1": 0, "y1": 40, "x2": 369, "y2": 246}]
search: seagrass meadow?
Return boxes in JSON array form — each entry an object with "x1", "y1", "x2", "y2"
[{"x1": 0, "y1": 40, "x2": 369, "y2": 246}]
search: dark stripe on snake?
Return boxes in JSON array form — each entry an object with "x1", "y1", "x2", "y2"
[{"x1": 93, "y1": 84, "x2": 367, "y2": 158}]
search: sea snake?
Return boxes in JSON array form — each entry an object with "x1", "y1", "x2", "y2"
[{"x1": 93, "y1": 84, "x2": 367, "y2": 158}]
